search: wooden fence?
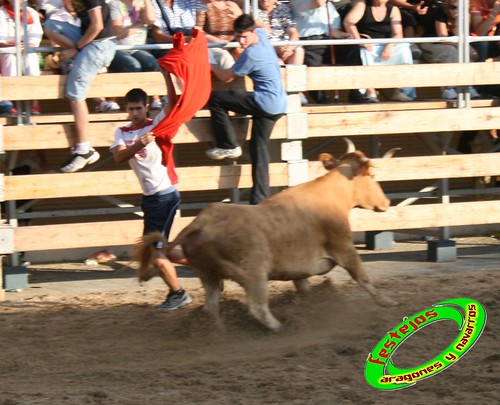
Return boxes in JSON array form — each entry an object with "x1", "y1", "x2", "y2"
[{"x1": 1, "y1": 62, "x2": 499, "y2": 298}]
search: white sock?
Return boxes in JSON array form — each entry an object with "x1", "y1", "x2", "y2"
[{"x1": 74, "y1": 142, "x2": 90, "y2": 155}]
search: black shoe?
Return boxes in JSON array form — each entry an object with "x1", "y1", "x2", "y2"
[
  {"x1": 348, "y1": 90, "x2": 378, "y2": 104},
  {"x1": 315, "y1": 90, "x2": 332, "y2": 104}
]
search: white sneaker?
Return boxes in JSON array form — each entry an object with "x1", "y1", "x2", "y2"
[
  {"x1": 206, "y1": 146, "x2": 242, "y2": 160},
  {"x1": 469, "y1": 86, "x2": 480, "y2": 99},
  {"x1": 60, "y1": 149, "x2": 100, "y2": 173},
  {"x1": 391, "y1": 89, "x2": 413, "y2": 102},
  {"x1": 107, "y1": 101, "x2": 120, "y2": 111},
  {"x1": 442, "y1": 88, "x2": 458, "y2": 100},
  {"x1": 150, "y1": 100, "x2": 163, "y2": 110},
  {"x1": 97, "y1": 100, "x2": 120, "y2": 112}
]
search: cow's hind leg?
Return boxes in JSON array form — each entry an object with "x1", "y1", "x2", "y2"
[
  {"x1": 243, "y1": 281, "x2": 281, "y2": 332},
  {"x1": 334, "y1": 248, "x2": 398, "y2": 307},
  {"x1": 198, "y1": 271, "x2": 224, "y2": 328}
]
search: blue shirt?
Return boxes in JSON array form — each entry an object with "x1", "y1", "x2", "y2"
[{"x1": 231, "y1": 28, "x2": 288, "y2": 115}]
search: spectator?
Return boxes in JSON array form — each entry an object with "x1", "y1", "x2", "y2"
[
  {"x1": 0, "y1": 0, "x2": 44, "y2": 114},
  {"x1": 289, "y1": 0, "x2": 359, "y2": 104},
  {"x1": 206, "y1": 14, "x2": 287, "y2": 205},
  {"x1": 418, "y1": 0, "x2": 480, "y2": 99},
  {"x1": 344, "y1": 0, "x2": 416, "y2": 102},
  {"x1": 256, "y1": 0, "x2": 304, "y2": 65},
  {"x1": 108, "y1": 0, "x2": 156, "y2": 72},
  {"x1": 148, "y1": 0, "x2": 205, "y2": 108},
  {"x1": 256, "y1": 0, "x2": 306, "y2": 104},
  {"x1": 149, "y1": 0, "x2": 205, "y2": 57},
  {"x1": 93, "y1": 0, "x2": 157, "y2": 113},
  {"x1": 196, "y1": 0, "x2": 242, "y2": 74},
  {"x1": 470, "y1": 0, "x2": 500, "y2": 62},
  {"x1": 40, "y1": 0, "x2": 81, "y2": 47},
  {"x1": 47, "y1": 0, "x2": 116, "y2": 172},
  {"x1": 389, "y1": 0, "x2": 429, "y2": 60}
]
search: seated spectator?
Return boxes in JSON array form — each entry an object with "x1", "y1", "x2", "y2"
[
  {"x1": 0, "y1": 0, "x2": 44, "y2": 114},
  {"x1": 289, "y1": 0, "x2": 355, "y2": 104},
  {"x1": 40, "y1": 0, "x2": 81, "y2": 47},
  {"x1": 0, "y1": 99, "x2": 14, "y2": 115},
  {"x1": 256, "y1": 0, "x2": 304, "y2": 65},
  {"x1": 196, "y1": 0, "x2": 242, "y2": 75},
  {"x1": 256, "y1": 0, "x2": 306, "y2": 104},
  {"x1": 344, "y1": 0, "x2": 416, "y2": 102},
  {"x1": 94, "y1": 0, "x2": 157, "y2": 112},
  {"x1": 41, "y1": 0, "x2": 81, "y2": 74},
  {"x1": 149, "y1": 0, "x2": 205, "y2": 57},
  {"x1": 149, "y1": 0, "x2": 205, "y2": 106},
  {"x1": 389, "y1": 0, "x2": 429, "y2": 60},
  {"x1": 470, "y1": 0, "x2": 500, "y2": 62},
  {"x1": 108, "y1": 0, "x2": 157, "y2": 73},
  {"x1": 418, "y1": 0, "x2": 480, "y2": 99}
]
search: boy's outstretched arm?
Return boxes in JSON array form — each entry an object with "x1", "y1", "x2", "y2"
[{"x1": 161, "y1": 67, "x2": 177, "y2": 116}]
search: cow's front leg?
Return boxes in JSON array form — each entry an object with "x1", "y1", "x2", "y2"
[
  {"x1": 244, "y1": 282, "x2": 281, "y2": 332},
  {"x1": 334, "y1": 248, "x2": 399, "y2": 307}
]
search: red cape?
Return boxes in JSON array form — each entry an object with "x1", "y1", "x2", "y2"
[{"x1": 153, "y1": 29, "x2": 212, "y2": 184}]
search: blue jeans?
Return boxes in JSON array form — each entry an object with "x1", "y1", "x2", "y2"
[
  {"x1": 109, "y1": 50, "x2": 159, "y2": 72},
  {"x1": 0, "y1": 100, "x2": 13, "y2": 115},
  {"x1": 43, "y1": 19, "x2": 82, "y2": 44},
  {"x1": 142, "y1": 188, "x2": 180, "y2": 238},
  {"x1": 65, "y1": 39, "x2": 117, "y2": 101}
]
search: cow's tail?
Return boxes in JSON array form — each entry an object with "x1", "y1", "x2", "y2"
[
  {"x1": 133, "y1": 217, "x2": 206, "y2": 282},
  {"x1": 133, "y1": 232, "x2": 169, "y2": 282}
]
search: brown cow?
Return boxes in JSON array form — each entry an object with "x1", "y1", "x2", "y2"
[{"x1": 134, "y1": 140, "x2": 399, "y2": 331}]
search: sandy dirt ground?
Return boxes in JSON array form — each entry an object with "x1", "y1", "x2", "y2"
[{"x1": 1, "y1": 236, "x2": 499, "y2": 405}]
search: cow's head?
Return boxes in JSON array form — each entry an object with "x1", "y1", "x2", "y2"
[{"x1": 319, "y1": 139, "x2": 397, "y2": 212}]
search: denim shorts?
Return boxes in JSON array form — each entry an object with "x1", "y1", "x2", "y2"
[
  {"x1": 43, "y1": 19, "x2": 82, "y2": 44},
  {"x1": 142, "y1": 188, "x2": 180, "y2": 238},
  {"x1": 65, "y1": 39, "x2": 117, "y2": 101}
]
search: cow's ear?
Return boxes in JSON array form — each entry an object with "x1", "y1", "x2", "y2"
[{"x1": 319, "y1": 153, "x2": 339, "y2": 170}]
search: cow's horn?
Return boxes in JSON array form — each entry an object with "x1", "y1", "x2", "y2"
[
  {"x1": 343, "y1": 138, "x2": 356, "y2": 154},
  {"x1": 382, "y1": 147, "x2": 401, "y2": 159}
]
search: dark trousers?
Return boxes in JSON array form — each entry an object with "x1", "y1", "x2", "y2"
[{"x1": 209, "y1": 89, "x2": 284, "y2": 205}]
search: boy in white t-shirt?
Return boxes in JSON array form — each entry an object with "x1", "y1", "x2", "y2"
[{"x1": 110, "y1": 87, "x2": 192, "y2": 310}]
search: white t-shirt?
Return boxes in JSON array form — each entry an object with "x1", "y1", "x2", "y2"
[{"x1": 110, "y1": 110, "x2": 174, "y2": 196}]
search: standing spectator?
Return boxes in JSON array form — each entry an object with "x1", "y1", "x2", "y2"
[
  {"x1": 0, "y1": 0, "x2": 44, "y2": 114},
  {"x1": 344, "y1": 0, "x2": 415, "y2": 102},
  {"x1": 49, "y1": 0, "x2": 117, "y2": 172},
  {"x1": 470, "y1": 0, "x2": 500, "y2": 62},
  {"x1": 206, "y1": 14, "x2": 287, "y2": 205},
  {"x1": 289, "y1": 0, "x2": 354, "y2": 104},
  {"x1": 419, "y1": 0, "x2": 480, "y2": 99}
]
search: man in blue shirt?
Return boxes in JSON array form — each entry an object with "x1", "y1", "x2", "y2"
[{"x1": 207, "y1": 13, "x2": 287, "y2": 205}]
